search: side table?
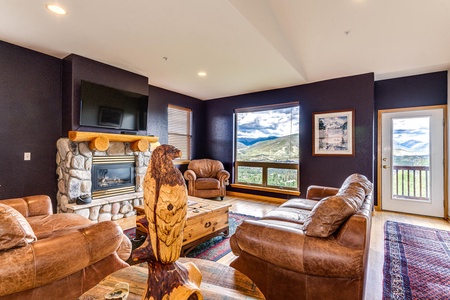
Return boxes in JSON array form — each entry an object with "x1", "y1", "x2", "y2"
[{"x1": 78, "y1": 257, "x2": 265, "y2": 299}]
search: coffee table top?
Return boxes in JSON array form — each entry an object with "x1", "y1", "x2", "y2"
[{"x1": 78, "y1": 257, "x2": 265, "y2": 299}]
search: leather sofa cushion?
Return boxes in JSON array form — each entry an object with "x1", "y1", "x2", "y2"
[
  {"x1": 0, "y1": 204, "x2": 37, "y2": 250},
  {"x1": 303, "y1": 174, "x2": 372, "y2": 238},
  {"x1": 303, "y1": 185, "x2": 366, "y2": 237},
  {"x1": 280, "y1": 198, "x2": 319, "y2": 211},
  {"x1": 262, "y1": 207, "x2": 311, "y2": 225},
  {"x1": 340, "y1": 173, "x2": 373, "y2": 194},
  {"x1": 27, "y1": 213, "x2": 94, "y2": 239},
  {"x1": 195, "y1": 178, "x2": 220, "y2": 190},
  {"x1": 188, "y1": 159, "x2": 224, "y2": 178}
]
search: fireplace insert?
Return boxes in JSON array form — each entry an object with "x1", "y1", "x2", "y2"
[{"x1": 91, "y1": 157, "x2": 136, "y2": 198}]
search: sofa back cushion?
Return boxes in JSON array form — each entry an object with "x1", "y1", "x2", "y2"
[
  {"x1": 188, "y1": 159, "x2": 224, "y2": 178},
  {"x1": 303, "y1": 174, "x2": 372, "y2": 237},
  {"x1": 0, "y1": 203, "x2": 37, "y2": 250}
]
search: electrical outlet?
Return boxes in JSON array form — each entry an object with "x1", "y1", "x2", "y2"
[{"x1": 24, "y1": 152, "x2": 31, "y2": 161}]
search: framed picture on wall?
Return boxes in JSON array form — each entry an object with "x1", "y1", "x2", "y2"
[{"x1": 312, "y1": 109, "x2": 355, "y2": 156}]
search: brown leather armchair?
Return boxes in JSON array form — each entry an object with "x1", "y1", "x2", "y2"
[
  {"x1": 183, "y1": 159, "x2": 230, "y2": 200},
  {"x1": 0, "y1": 195, "x2": 131, "y2": 300},
  {"x1": 230, "y1": 174, "x2": 374, "y2": 300}
]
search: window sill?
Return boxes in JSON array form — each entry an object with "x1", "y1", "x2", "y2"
[{"x1": 231, "y1": 183, "x2": 300, "y2": 196}]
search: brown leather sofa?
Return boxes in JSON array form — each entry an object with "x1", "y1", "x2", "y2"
[
  {"x1": 0, "y1": 195, "x2": 131, "y2": 300},
  {"x1": 184, "y1": 159, "x2": 230, "y2": 200},
  {"x1": 230, "y1": 174, "x2": 373, "y2": 300}
]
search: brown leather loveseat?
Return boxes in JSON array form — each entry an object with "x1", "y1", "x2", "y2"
[
  {"x1": 230, "y1": 174, "x2": 373, "y2": 300},
  {"x1": 0, "y1": 195, "x2": 131, "y2": 300}
]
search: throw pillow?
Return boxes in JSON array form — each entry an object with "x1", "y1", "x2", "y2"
[
  {"x1": 0, "y1": 203, "x2": 37, "y2": 251},
  {"x1": 303, "y1": 195, "x2": 356, "y2": 237}
]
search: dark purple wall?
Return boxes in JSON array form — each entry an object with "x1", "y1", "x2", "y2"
[
  {"x1": 0, "y1": 41, "x2": 62, "y2": 202},
  {"x1": 204, "y1": 73, "x2": 375, "y2": 198},
  {"x1": 148, "y1": 85, "x2": 206, "y2": 165},
  {"x1": 62, "y1": 54, "x2": 149, "y2": 136},
  {"x1": 373, "y1": 71, "x2": 448, "y2": 204},
  {"x1": 375, "y1": 71, "x2": 447, "y2": 110}
]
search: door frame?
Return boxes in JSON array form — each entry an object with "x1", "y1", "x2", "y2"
[{"x1": 376, "y1": 105, "x2": 448, "y2": 220}]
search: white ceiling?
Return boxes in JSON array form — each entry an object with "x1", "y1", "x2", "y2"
[{"x1": 1, "y1": 0, "x2": 449, "y2": 100}]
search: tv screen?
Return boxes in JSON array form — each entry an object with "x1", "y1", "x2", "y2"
[{"x1": 80, "y1": 80, "x2": 148, "y2": 132}]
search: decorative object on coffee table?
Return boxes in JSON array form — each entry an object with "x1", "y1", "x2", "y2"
[{"x1": 132, "y1": 144, "x2": 203, "y2": 300}]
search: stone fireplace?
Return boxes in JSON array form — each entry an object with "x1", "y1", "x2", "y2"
[{"x1": 56, "y1": 133, "x2": 157, "y2": 224}]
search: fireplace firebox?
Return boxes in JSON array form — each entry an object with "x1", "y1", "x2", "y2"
[{"x1": 91, "y1": 156, "x2": 136, "y2": 199}]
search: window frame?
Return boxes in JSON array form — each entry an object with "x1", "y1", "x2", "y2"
[
  {"x1": 232, "y1": 102, "x2": 300, "y2": 195},
  {"x1": 168, "y1": 104, "x2": 192, "y2": 164}
]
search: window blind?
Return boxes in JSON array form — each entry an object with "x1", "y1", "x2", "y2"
[{"x1": 168, "y1": 105, "x2": 191, "y2": 160}]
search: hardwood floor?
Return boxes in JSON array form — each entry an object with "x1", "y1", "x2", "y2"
[{"x1": 216, "y1": 195, "x2": 450, "y2": 300}]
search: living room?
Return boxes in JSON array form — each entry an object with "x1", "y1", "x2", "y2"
[{"x1": 1, "y1": 1, "x2": 450, "y2": 300}]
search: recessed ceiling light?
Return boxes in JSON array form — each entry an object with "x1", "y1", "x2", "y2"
[
  {"x1": 46, "y1": 4, "x2": 67, "y2": 15},
  {"x1": 198, "y1": 72, "x2": 207, "y2": 77}
]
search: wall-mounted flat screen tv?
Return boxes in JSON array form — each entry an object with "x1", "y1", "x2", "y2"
[{"x1": 80, "y1": 80, "x2": 148, "y2": 132}]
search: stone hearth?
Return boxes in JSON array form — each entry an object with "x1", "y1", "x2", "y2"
[{"x1": 56, "y1": 137, "x2": 152, "y2": 223}]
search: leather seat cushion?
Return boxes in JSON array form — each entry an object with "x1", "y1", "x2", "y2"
[
  {"x1": 27, "y1": 213, "x2": 94, "y2": 239},
  {"x1": 280, "y1": 198, "x2": 319, "y2": 211},
  {"x1": 262, "y1": 207, "x2": 311, "y2": 225},
  {"x1": 195, "y1": 178, "x2": 220, "y2": 190},
  {"x1": 0, "y1": 204, "x2": 37, "y2": 250}
]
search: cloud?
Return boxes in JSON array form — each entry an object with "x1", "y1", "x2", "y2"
[{"x1": 237, "y1": 106, "x2": 299, "y2": 138}]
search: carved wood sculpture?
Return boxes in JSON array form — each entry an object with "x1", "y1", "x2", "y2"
[{"x1": 133, "y1": 144, "x2": 203, "y2": 300}]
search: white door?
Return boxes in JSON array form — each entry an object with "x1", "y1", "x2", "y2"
[{"x1": 380, "y1": 107, "x2": 445, "y2": 217}]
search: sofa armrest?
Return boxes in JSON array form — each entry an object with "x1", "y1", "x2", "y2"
[
  {"x1": 0, "y1": 221, "x2": 125, "y2": 296},
  {"x1": 184, "y1": 169, "x2": 197, "y2": 182},
  {"x1": 216, "y1": 169, "x2": 230, "y2": 186},
  {"x1": 0, "y1": 195, "x2": 52, "y2": 217},
  {"x1": 335, "y1": 194, "x2": 373, "y2": 250},
  {"x1": 231, "y1": 220, "x2": 307, "y2": 274},
  {"x1": 306, "y1": 185, "x2": 339, "y2": 200}
]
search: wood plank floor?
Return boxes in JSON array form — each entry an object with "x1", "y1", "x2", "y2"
[{"x1": 216, "y1": 195, "x2": 450, "y2": 300}]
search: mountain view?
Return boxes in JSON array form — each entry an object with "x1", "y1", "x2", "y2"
[{"x1": 237, "y1": 134, "x2": 299, "y2": 163}]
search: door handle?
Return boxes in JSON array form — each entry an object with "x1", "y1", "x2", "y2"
[{"x1": 383, "y1": 165, "x2": 390, "y2": 169}]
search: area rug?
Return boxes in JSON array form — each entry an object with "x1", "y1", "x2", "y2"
[
  {"x1": 186, "y1": 212, "x2": 259, "y2": 261},
  {"x1": 383, "y1": 221, "x2": 450, "y2": 300}
]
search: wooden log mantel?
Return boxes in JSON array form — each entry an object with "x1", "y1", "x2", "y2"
[{"x1": 68, "y1": 131, "x2": 159, "y2": 152}]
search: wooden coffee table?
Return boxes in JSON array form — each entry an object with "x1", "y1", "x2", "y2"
[
  {"x1": 78, "y1": 257, "x2": 265, "y2": 299},
  {"x1": 135, "y1": 196, "x2": 231, "y2": 256}
]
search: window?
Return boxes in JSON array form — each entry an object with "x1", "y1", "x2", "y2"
[
  {"x1": 234, "y1": 103, "x2": 299, "y2": 194},
  {"x1": 168, "y1": 105, "x2": 192, "y2": 161}
]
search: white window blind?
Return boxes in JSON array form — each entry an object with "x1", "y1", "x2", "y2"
[{"x1": 168, "y1": 105, "x2": 191, "y2": 160}]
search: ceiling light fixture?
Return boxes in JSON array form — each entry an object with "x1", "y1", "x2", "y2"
[
  {"x1": 198, "y1": 72, "x2": 207, "y2": 77},
  {"x1": 46, "y1": 4, "x2": 67, "y2": 15}
]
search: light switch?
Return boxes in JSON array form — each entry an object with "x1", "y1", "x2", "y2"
[{"x1": 24, "y1": 152, "x2": 31, "y2": 161}]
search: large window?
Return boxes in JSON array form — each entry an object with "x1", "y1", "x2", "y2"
[
  {"x1": 168, "y1": 105, "x2": 192, "y2": 161},
  {"x1": 234, "y1": 103, "x2": 299, "y2": 194}
]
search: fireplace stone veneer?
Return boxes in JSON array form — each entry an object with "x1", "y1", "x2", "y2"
[{"x1": 56, "y1": 138, "x2": 151, "y2": 223}]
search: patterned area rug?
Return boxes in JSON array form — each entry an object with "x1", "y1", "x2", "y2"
[
  {"x1": 383, "y1": 221, "x2": 450, "y2": 300},
  {"x1": 186, "y1": 212, "x2": 259, "y2": 261}
]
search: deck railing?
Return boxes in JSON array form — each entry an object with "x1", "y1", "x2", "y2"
[{"x1": 392, "y1": 165, "x2": 430, "y2": 200}]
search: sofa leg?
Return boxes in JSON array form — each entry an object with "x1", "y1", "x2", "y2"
[{"x1": 220, "y1": 196, "x2": 224, "y2": 200}]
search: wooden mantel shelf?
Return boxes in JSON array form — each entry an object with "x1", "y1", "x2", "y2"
[{"x1": 68, "y1": 131, "x2": 159, "y2": 152}]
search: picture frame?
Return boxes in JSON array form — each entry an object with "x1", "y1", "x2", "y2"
[{"x1": 312, "y1": 109, "x2": 355, "y2": 156}]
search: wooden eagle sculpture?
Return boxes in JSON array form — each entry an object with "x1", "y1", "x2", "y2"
[{"x1": 133, "y1": 144, "x2": 203, "y2": 300}]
